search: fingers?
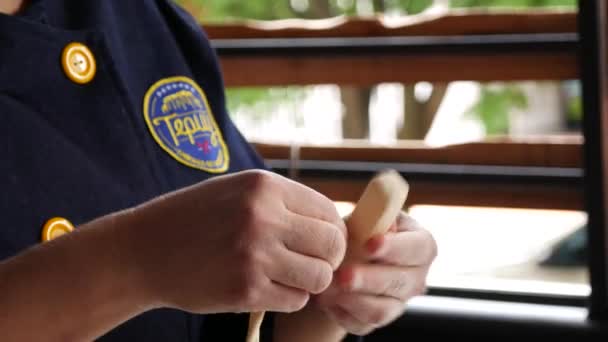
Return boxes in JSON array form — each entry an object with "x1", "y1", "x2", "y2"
[
  {"x1": 314, "y1": 213, "x2": 434, "y2": 336},
  {"x1": 281, "y1": 212, "x2": 347, "y2": 270},
  {"x1": 234, "y1": 169, "x2": 346, "y2": 233},
  {"x1": 332, "y1": 293, "x2": 404, "y2": 333},
  {"x1": 326, "y1": 305, "x2": 374, "y2": 336},
  {"x1": 260, "y1": 281, "x2": 310, "y2": 313},
  {"x1": 280, "y1": 177, "x2": 346, "y2": 231},
  {"x1": 336, "y1": 263, "x2": 428, "y2": 300},
  {"x1": 266, "y1": 249, "x2": 334, "y2": 294},
  {"x1": 395, "y1": 213, "x2": 424, "y2": 232},
  {"x1": 365, "y1": 229, "x2": 437, "y2": 266}
]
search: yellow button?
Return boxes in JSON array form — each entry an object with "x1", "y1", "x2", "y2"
[
  {"x1": 41, "y1": 217, "x2": 75, "y2": 242},
  {"x1": 61, "y1": 42, "x2": 96, "y2": 84}
]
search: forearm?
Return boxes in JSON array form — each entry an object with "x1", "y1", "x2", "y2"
[
  {"x1": 0, "y1": 211, "x2": 153, "y2": 341},
  {"x1": 274, "y1": 303, "x2": 347, "y2": 342}
]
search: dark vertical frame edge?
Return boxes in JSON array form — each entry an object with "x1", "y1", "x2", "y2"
[{"x1": 579, "y1": 0, "x2": 608, "y2": 319}]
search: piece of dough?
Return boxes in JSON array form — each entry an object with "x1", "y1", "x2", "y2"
[
  {"x1": 246, "y1": 311, "x2": 264, "y2": 342},
  {"x1": 347, "y1": 170, "x2": 410, "y2": 244}
]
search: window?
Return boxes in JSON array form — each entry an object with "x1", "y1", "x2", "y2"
[
  {"x1": 177, "y1": 0, "x2": 608, "y2": 338},
  {"x1": 225, "y1": 81, "x2": 582, "y2": 146}
]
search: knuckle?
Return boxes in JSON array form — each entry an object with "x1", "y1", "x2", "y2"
[
  {"x1": 234, "y1": 269, "x2": 262, "y2": 307},
  {"x1": 422, "y1": 230, "x2": 438, "y2": 262},
  {"x1": 239, "y1": 200, "x2": 259, "y2": 224},
  {"x1": 235, "y1": 249, "x2": 264, "y2": 300},
  {"x1": 320, "y1": 194, "x2": 339, "y2": 216},
  {"x1": 239, "y1": 246, "x2": 258, "y2": 270},
  {"x1": 240, "y1": 284, "x2": 261, "y2": 308},
  {"x1": 311, "y1": 263, "x2": 333, "y2": 294},
  {"x1": 310, "y1": 190, "x2": 344, "y2": 226},
  {"x1": 242, "y1": 169, "x2": 275, "y2": 193},
  {"x1": 281, "y1": 227, "x2": 297, "y2": 250},
  {"x1": 239, "y1": 204, "x2": 266, "y2": 239},
  {"x1": 326, "y1": 227, "x2": 346, "y2": 269}
]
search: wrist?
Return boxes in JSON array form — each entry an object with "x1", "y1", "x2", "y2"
[{"x1": 61, "y1": 209, "x2": 158, "y2": 337}]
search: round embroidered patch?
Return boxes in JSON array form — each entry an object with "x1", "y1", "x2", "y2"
[{"x1": 143, "y1": 76, "x2": 229, "y2": 173}]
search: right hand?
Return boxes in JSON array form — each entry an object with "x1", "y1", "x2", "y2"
[{"x1": 122, "y1": 170, "x2": 347, "y2": 315}]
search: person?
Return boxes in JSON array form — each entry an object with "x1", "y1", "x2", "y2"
[{"x1": 0, "y1": 0, "x2": 437, "y2": 341}]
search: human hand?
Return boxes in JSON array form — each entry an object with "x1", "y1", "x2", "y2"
[
  {"x1": 315, "y1": 212, "x2": 437, "y2": 335},
  {"x1": 123, "y1": 170, "x2": 347, "y2": 315}
]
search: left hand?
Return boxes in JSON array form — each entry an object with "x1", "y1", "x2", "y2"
[{"x1": 315, "y1": 212, "x2": 437, "y2": 336}]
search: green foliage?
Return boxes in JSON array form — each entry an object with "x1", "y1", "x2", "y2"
[
  {"x1": 391, "y1": 0, "x2": 434, "y2": 14},
  {"x1": 224, "y1": 88, "x2": 274, "y2": 117},
  {"x1": 466, "y1": 85, "x2": 528, "y2": 135},
  {"x1": 450, "y1": 0, "x2": 577, "y2": 8},
  {"x1": 567, "y1": 96, "x2": 582, "y2": 123},
  {"x1": 561, "y1": 80, "x2": 582, "y2": 125},
  {"x1": 191, "y1": 0, "x2": 297, "y2": 22},
  {"x1": 225, "y1": 87, "x2": 309, "y2": 121}
]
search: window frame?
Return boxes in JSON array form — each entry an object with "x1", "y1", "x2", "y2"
[
  {"x1": 202, "y1": 6, "x2": 608, "y2": 338},
  {"x1": 206, "y1": 12, "x2": 578, "y2": 86},
  {"x1": 579, "y1": 0, "x2": 608, "y2": 320},
  {"x1": 253, "y1": 141, "x2": 583, "y2": 210}
]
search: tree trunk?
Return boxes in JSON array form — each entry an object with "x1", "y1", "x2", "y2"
[
  {"x1": 399, "y1": 83, "x2": 448, "y2": 140},
  {"x1": 306, "y1": 0, "x2": 381, "y2": 140},
  {"x1": 307, "y1": 0, "x2": 332, "y2": 18},
  {"x1": 341, "y1": 86, "x2": 372, "y2": 139},
  {"x1": 372, "y1": 0, "x2": 385, "y2": 12}
]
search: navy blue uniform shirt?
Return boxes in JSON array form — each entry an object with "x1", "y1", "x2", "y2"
[{"x1": 0, "y1": 0, "x2": 362, "y2": 341}]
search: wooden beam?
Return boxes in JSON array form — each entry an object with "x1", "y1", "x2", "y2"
[
  {"x1": 218, "y1": 51, "x2": 577, "y2": 86},
  {"x1": 206, "y1": 12, "x2": 578, "y2": 86},
  {"x1": 203, "y1": 11, "x2": 576, "y2": 39},
  {"x1": 300, "y1": 177, "x2": 583, "y2": 210},
  {"x1": 252, "y1": 140, "x2": 583, "y2": 210},
  {"x1": 253, "y1": 139, "x2": 583, "y2": 168}
]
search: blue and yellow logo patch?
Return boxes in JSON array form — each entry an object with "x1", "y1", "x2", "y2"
[{"x1": 143, "y1": 76, "x2": 229, "y2": 173}]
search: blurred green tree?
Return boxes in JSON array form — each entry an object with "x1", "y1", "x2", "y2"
[
  {"x1": 466, "y1": 84, "x2": 527, "y2": 135},
  {"x1": 451, "y1": 0, "x2": 575, "y2": 8}
]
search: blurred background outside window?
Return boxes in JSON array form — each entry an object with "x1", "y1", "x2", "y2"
[{"x1": 175, "y1": 0, "x2": 586, "y2": 299}]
